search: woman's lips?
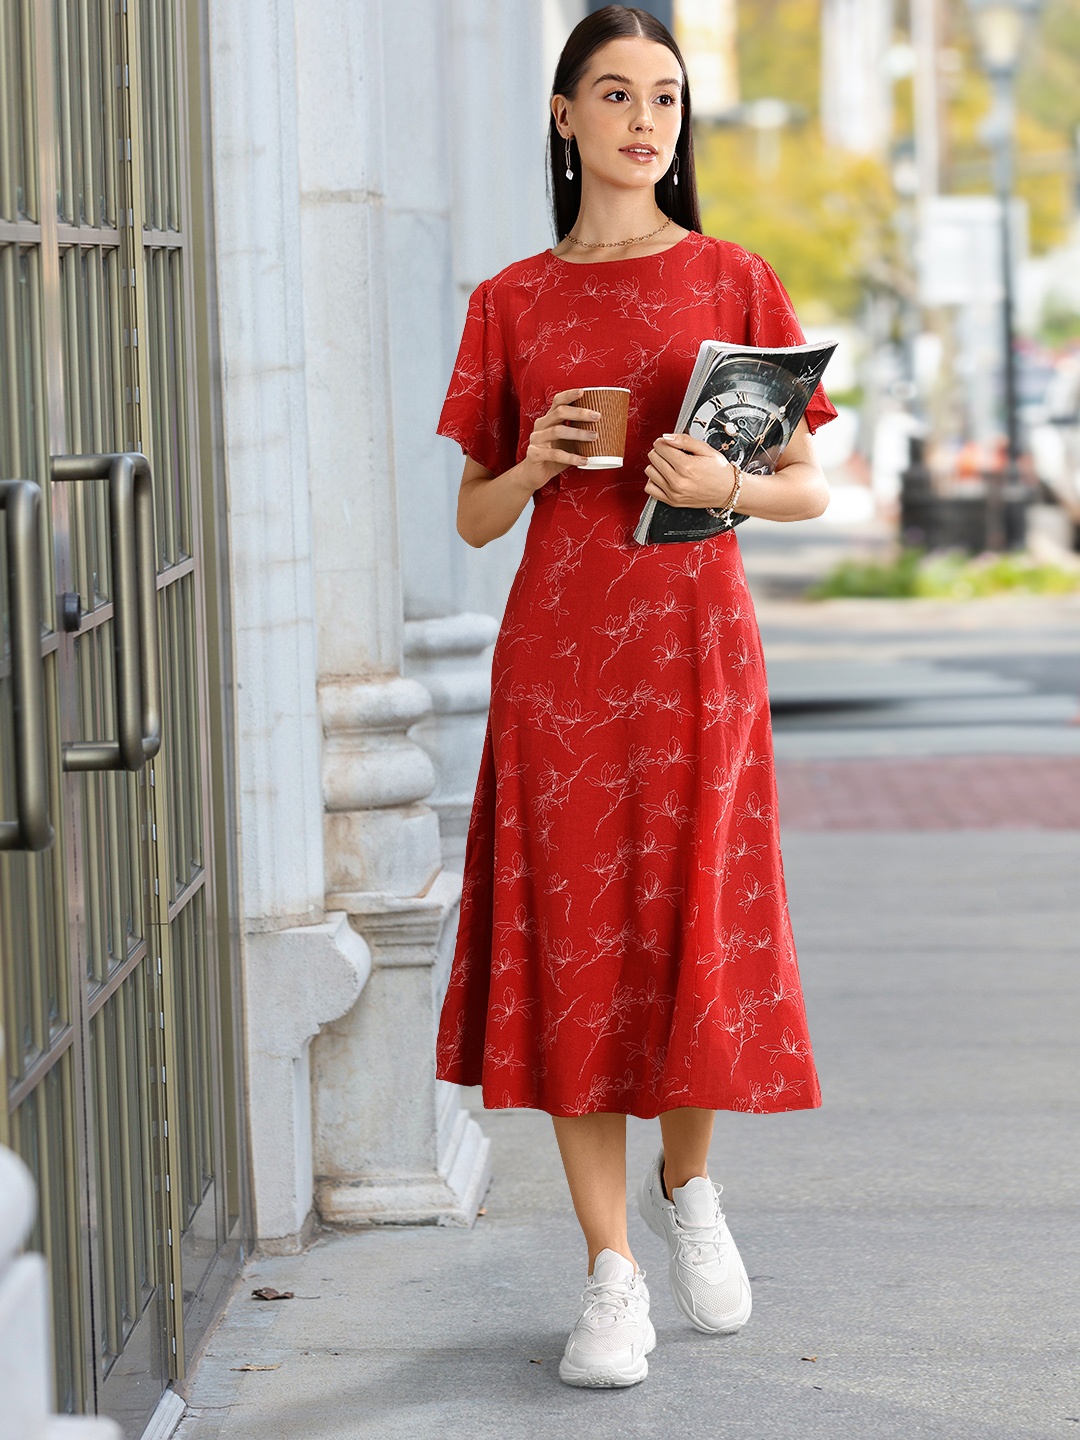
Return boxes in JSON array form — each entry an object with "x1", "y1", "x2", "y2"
[{"x1": 620, "y1": 147, "x2": 658, "y2": 164}]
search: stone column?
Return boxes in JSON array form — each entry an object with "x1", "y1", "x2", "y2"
[
  {"x1": 206, "y1": 0, "x2": 372, "y2": 1253},
  {"x1": 292, "y1": 0, "x2": 489, "y2": 1225},
  {"x1": 403, "y1": 613, "x2": 499, "y2": 866},
  {"x1": 393, "y1": 0, "x2": 562, "y2": 873}
]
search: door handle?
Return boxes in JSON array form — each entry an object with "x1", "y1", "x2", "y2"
[
  {"x1": 51, "y1": 453, "x2": 162, "y2": 772},
  {"x1": 0, "y1": 480, "x2": 54, "y2": 852}
]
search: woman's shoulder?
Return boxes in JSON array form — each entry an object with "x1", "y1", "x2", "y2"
[
  {"x1": 691, "y1": 232, "x2": 774, "y2": 284},
  {"x1": 472, "y1": 250, "x2": 558, "y2": 303}
]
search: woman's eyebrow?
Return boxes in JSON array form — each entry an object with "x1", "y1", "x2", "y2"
[{"x1": 592, "y1": 72, "x2": 682, "y2": 88}]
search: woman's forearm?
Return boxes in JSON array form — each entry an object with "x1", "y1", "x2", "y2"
[
  {"x1": 457, "y1": 461, "x2": 547, "y2": 548},
  {"x1": 459, "y1": 454, "x2": 829, "y2": 548},
  {"x1": 728, "y1": 462, "x2": 830, "y2": 523}
]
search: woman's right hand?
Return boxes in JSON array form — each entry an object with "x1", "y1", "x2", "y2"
[{"x1": 522, "y1": 388, "x2": 602, "y2": 488}]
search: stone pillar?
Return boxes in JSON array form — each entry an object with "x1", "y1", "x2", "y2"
[
  {"x1": 403, "y1": 613, "x2": 499, "y2": 866},
  {"x1": 206, "y1": 0, "x2": 373, "y2": 1251},
  {"x1": 293, "y1": 0, "x2": 489, "y2": 1225},
  {"x1": 242, "y1": 917, "x2": 370, "y2": 1250},
  {"x1": 392, "y1": 1, "x2": 561, "y2": 873},
  {"x1": 312, "y1": 876, "x2": 488, "y2": 1226}
]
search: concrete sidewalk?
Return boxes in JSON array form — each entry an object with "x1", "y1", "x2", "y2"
[
  {"x1": 176, "y1": 522, "x2": 1080, "y2": 1439},
  {"x1": 176, "y1": 829, "x2": 1080, "y2": 1440}
]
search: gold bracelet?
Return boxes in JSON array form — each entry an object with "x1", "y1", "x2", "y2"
[
  {"x1": 707, "y1": 462, "x2": 743, "y2": 521},
  {"x1": 722, "y1": 463, "x2": 743, "y2": 518}
]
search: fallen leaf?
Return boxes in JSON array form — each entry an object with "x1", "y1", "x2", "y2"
[
  {"x1": 251, "y1": 1287, "x2": 294, "y2": 1301},
  {"x1": 477, "y1": 1206, "x2": 487, "y2": 1216},
  {"x1": 231, "y1": 1363, "x2": 281, "y2": 1372},
  {"x1": 801, "y1": 1356, "x2": 817, "y2": 1362},
  {"x1": 529, "y1": 1358, "x2": 544, "y2": 1365}
]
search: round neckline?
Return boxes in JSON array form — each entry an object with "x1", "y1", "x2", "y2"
[{"x1": 547, "y1": 229, "x2": 697, "y2": 267}]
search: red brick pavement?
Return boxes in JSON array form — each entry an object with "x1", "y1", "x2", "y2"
[{"x1": 775, "y1": 755, "x2": 1080, "y2": 830}]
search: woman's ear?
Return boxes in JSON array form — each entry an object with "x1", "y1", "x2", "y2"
[{"x1": 551, "y1": 96, "x2": 570, "y2": 138}]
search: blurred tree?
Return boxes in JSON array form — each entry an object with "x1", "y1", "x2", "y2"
[
  {"x1": 1019, "y1": 0, "x2": 1080, "y2": 134},
  {"x1": 941, "y1": 0, "x2": 1078, "y2": 254},
  {"x1": 695, "y1": 0, "x2": 896, "y2": 318},
  {"x1": 696, "y1": 126, "x2": 897, "y2": 318},
  {"x1": 693, "y1": 0, "x2": 1080, "y2": 318},
  {"x1": 735, "y1": 0, "x2": 820, "y2": 112}
]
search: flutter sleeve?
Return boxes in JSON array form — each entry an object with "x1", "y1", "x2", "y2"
[
  {"x1": 436, "y1": 278, "x2": 521, "y2": 476},
  {"x1": 746, "y1": 254, "x2": 838, "y2": 435}
]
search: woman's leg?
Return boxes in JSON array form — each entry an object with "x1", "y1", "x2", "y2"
[
  {"x1": 658, "y1": 1106, "x2": 716, "y2": 1194},
  {"x1": 552, "y1": 1113, "x2": 635, "y2": 1272}
]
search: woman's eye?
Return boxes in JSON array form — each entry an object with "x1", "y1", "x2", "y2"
[{"x1": 603, "y1": 89, "x2": 677, "y2": 105}]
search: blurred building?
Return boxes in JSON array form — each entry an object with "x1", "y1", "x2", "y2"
[
  {"x1": 0, "y1": 0, "x2": 585, "y2": 1434},
  {"x1": 676, "y1": 0, "x2": 740, "y2": 120},
  {"x1": 821, "y1": 0, "x2": 894, "y2": 155}
]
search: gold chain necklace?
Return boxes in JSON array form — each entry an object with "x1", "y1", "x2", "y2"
[{"x1": 566, "y1": 215, "x2": 673, "y2": 250}]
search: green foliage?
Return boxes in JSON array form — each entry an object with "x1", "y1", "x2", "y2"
[
  {"x1": 695, "y1": 0, "x2": 1080, "y2": 320},
  {"x1": 696, "y1": 0, "x2": 897, "y2": 317},
  {"x1": 1040, "y1": 297, "x2": 1080, "y2": 349},
  {"x1": 1018, "y1": 0, "x2": 1080, "y2": 135},
  {"x1": 916, "y1": 551, "x2": 1080, "y2": 597},
  {"x1": 696, "y1": 125, "x2": 897, "y2": 317},
  {"x1": 939, "y1": 0, "x2": 1079, "y2": 255},
  {"x1": 810, "y1": 548, "x2": 924, "y2": 598},
  {"x1": 823, "y1": 386, "x2": 865, "y2": 410},
  {"x1": 736, "y1": 0, "x2": 821, "y2": 114},
  {"x1": 811, "y1": 548, "x2": 1080, "y2": 599}
]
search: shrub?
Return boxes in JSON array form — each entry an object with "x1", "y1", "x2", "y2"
[{"x1": 810, "y1": 548, "x2": 1080, "y2": 600}]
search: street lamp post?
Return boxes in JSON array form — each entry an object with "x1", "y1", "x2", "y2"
[{"x1": 965, "y1": 0, "x2": 1042, "y2": 550}]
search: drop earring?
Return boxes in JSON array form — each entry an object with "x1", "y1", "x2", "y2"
[
  {"x1": 672, "y1": 153, "x2": 680, "y2": 187},
  {"x1": 565, "y1": 136, "x2": 574, "y2": 181}
]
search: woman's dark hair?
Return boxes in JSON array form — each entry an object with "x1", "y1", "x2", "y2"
[{"x1": 548, "y1": 5, "x2": 702, "y2": 242}]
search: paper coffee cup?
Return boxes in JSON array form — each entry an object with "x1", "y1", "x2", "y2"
[{"x1": 564, "y1": 387, "x2": 630, "y2": 469}]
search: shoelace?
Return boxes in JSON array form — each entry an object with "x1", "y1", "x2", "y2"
[
  {"x1": 578, "y1": 1270, "x2": 646, "y2": 1327},
  {"x1": 673, "y1": 1190, "x2": 730, "y2": 1270}
]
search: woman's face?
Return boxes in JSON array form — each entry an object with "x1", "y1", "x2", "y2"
[{"x1": 553, "y1": 37, "x2": 684, "y2": 193}]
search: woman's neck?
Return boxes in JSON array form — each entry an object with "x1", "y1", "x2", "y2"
[
  {"x1": 551, "y1": 197, "x2": 687, "y2": 263},
  {"x1": 564, "y1": 191, "x2": 669, "y2": 248}
]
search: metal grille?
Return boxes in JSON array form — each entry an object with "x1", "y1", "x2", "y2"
[
  {"x1": 0, "y1": 0, "x2": 38, "y2": 223},
  {"x1": 0, "y1": 2, "x2": 242, "y2": 1430}
]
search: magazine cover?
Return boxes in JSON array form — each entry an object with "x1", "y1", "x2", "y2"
[{"x1": 632, "y1": 339, "x2": 837, "y2": 545}]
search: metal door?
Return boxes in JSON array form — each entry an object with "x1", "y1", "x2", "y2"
[{"x1": 0, "y1": 3, "x2": 242, "y2": 1433}]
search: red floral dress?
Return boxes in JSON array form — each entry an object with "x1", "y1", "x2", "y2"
[{"x1": 435, "y1": 230, "x2": 836, "y2": 1118}]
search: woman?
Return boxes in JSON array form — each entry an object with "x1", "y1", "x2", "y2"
[{"x1": 435, "y1": 6, "x2": 835, "y2": 1389}]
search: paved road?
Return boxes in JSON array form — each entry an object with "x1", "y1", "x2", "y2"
[{"x1": 176, "y1": 518, "x2": 1080, "y2": 1440}]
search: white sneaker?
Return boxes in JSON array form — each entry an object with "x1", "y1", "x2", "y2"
[
  {"x1": 637, "y1": 1148, "x2": 752, "y2": 1335},
  {"x1": 558, "y1": 1248, "x2": 657, "y2": 1388}
]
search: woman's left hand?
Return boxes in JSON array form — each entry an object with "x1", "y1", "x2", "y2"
[{"x1": 645, "y1": 434, "x2": 738, "y2": 509}]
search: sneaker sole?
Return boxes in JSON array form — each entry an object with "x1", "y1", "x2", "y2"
[
  {"x1": 558, "y1": 1319, "x2": 656, "y2": 1388},
  {"x1": 637, "y1": 1171, "x2": 752, "y2": 1336},
  {"x1": 670, "y1": 1268, "x2": 752, "y2": 1335}
]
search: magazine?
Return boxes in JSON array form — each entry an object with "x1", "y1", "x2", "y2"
[{"x1": 631, "y1": 338, "x2": 837, "y2": 545}]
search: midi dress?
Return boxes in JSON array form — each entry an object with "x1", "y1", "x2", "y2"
[{"x1": 435, "y1": 229, "x2": 836, "y2": 1119}]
